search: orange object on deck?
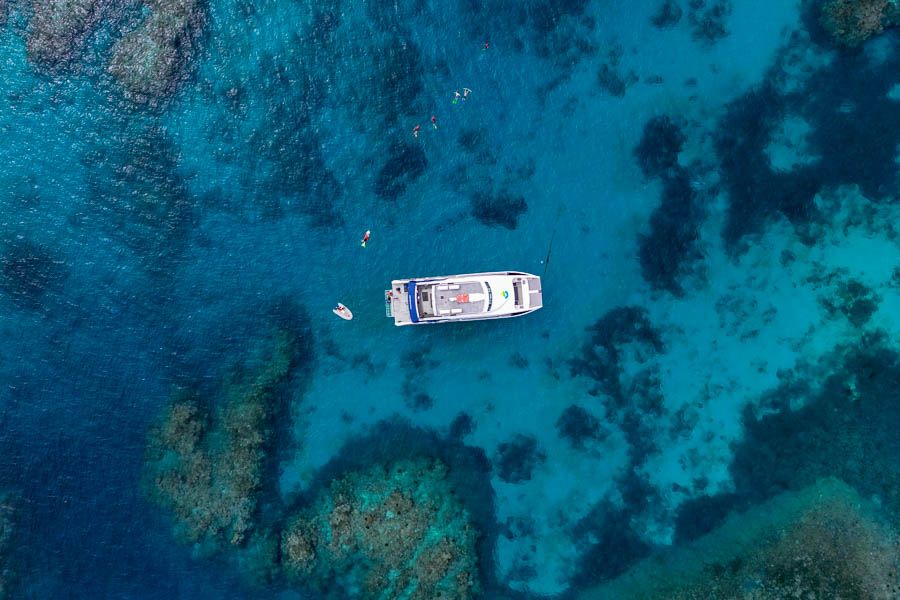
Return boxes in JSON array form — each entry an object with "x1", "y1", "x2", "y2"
[{"x1": 456, "y1": 293, "x2": 470, "y2": 303}]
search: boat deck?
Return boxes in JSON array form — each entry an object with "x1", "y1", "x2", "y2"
[{"x1": 423, "y1": 281, "x2": 486, "y2": 318}]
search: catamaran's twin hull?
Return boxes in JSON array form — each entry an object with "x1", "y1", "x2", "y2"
[{"x1": 386, "y1": 271, "x2": 543, "y2": 326}]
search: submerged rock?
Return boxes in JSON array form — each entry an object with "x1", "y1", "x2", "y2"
[
  {"x1": 145, "y1": 326, "x2": 306, "y2": 551},
  {"x1": 579, "y1": 478, "x2": 899, "y2": 600},
  {"x1": 107, "y1": 0, "x2": 204, "y2": 104},
  {"x1": 282, "y1": 458, "x2": 480, "y2": 600}
]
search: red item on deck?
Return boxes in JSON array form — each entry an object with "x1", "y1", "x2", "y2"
[{"x1": 456, "y1": 293, "x2": 469, "y2": 303}]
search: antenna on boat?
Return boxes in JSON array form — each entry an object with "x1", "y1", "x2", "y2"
[{"x1": 543, "y1": 206, "x2": 564, "y2": 276}]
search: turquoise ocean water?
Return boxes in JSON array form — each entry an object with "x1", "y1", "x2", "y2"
[{"x1": 0, "y1": 0, "x2": 898, "y2": 598}]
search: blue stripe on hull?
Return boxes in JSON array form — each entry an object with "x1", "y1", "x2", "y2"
[{"x1": 407, "y1": 281, "x2": 419, "y2": 323}]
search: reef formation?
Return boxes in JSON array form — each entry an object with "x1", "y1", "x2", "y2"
[
  {"x1": 281, "y1": 458, "x2": 480, "y2": 600},
  {"x1": 107, "y1": 0, "x2": 205, "y2": 105},
  {"x1": 0, "y1": 495, "x2": 13, "y2": 600},
  {"x1": 579, "y1": 478, "x2": 899, "y2": 600},
  {"x1": 820, "y1": 0, "x2": 900, "y2": 47},
  {"x1": 25, "y1": 0, "x2": 204, "y2": 103},
  {"x1": 145, "y1": 326, "x2": 304, "y2": 552}
]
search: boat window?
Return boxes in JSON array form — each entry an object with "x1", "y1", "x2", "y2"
[
  {"x1": 485, "y1": 282, "x2": 493, "y2": 311},
  {"x1": 422, "y1": 291, "x2": 429, "y2": 301},
  {"x1": 513, "y1": 282, "x2": 521, "y2": 307}
]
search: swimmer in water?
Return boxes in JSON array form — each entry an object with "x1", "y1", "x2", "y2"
[
  {"x1": 412, "y1": 124, "x2": 421, "y2": 138},
  {"x1": 431, "y1": 115, "x2": 437, "y2": 129},
  {"x1": 361, "y1": 230, "x2": 371, "y2": 248}
]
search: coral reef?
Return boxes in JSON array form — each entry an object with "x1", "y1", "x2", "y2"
[
  {"x1": 470, "y1": 190, "x2": 527, "y2": 230},
  {"x1": 579, "y1": 478, "x2": 899, "y2": 600},
  {"x1": 556, "y1": 404, "x2": 606, "y2": 450},
  {"x1": 571, "y1": 306, "x2": 663, "y2": 403},
  {"x1": 634, "y1": 116, "x2": 686, "y2": 180},
  {"x1": 281, "y1": 458, "x2": 480, "y2": 600},
  {"x1": 0, "y1": 237, "x2": 67, "y2": 310},
  {"x1": 145, "y1": 326, "x2": 307, "y2": 551},
  {"x1": 0, "y1": 495, "x2": 14, "y2": 600},
  {"x1": 730, "y1": 334, "x2": 900, "y2": 522},
  {"x1": 674, "y1": 334, "x2": 900, "y2": 546},
  {"x1": 715, "y1": 21, "x2": 900, "y2": 249},
  {"x1": 638, "y1": 172, "x2": 703, "y2": 295},
  {"x1": 651, "y1": 0, "x2": 683, "y2": 28},
  {"x1": 821, "y1": 0, "x2": 900, "y2": 48},
  {"x1": 494, "y1": 434, "x2": 546, "y2": 483},
  {"x1": 820, "y1": 277, "x2": 880, "y2": 327},
  {"x1": 596, "y1": 46, "x2": 638, "y2": 98},
  {"x1": 26, "y1": 0, "x2": 109, "y2": 71},
  {"x1": 687, "y1": 0, "x2": 733, "y2": 44},
  {"x1": 85, "y1": 126, "x2": 197, "y2": 274},
  {"x1": 375, "y1": 143, "x2": 428, "y2": 201},
  {"x1": 107, "y1": 0, "x2": 205, "y2": 105},
  {"x1": 633, "y1": 116, "x2": 704, "y2": 294},
  {"x1": 449, "y1": 413, "x2": 475, "y2": 439}
]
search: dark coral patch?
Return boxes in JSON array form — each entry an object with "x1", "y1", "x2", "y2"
[
  {"x1": 672, "y1": 492, "x2": 740, "y2": 543},
  {"x1": 556, "y1": 404, "x2": 606, "y2": 450},
  {"x1": 449, "y1": 413, "x2": 475, "y2": 439},
  {"x1": 570, "y1": 498, "x2": 653, "y2": 586},
  {"x1": 494, "y1": 434, "x2": 546, "y2": 484},
  {"x1": 0, "y1": 238, "x2": 67, "y2": 310},
  {"x1": 715, "y1": 28, "x2": 900, "y2": 249},
  {"x1": 638, "y1": 172, "x2": 704, "y2": 295},
  {"x1": 406, "y1": 392, "x2": 434, "y2": 412},
  {"x1": 571, "y1": 306, "x2": 663, "y2": 402},
  {"x1": 688, "y1": 0, "x2": 733, "y2": 44},
  {"x1": 85, "y1": 127, "x2": 198, "y2": 272},
  {"x1": 471, "y1": 191, "x2": 527, "y2": 229},
  {"x1": 375, "y1": 143, "x2": 428, "y2": 200},
  {"x1": 651, "y1": 0, "x2": 683, "y2": 28},
  {"x1": 634, "y1": 115, "x2": 686, "y2": 179},
  {"x1": 368, "y1": 36, "x2": 425, "y2": 122},
  {"x1": 633, "y1": 116, "x2": 704, "y2": 294},
  {"x1": 714, "y1": 85, "x2": 821, "y2": 249},
  {"x1": 683, "y1": 335, "x2": 900, "y2": 548}
]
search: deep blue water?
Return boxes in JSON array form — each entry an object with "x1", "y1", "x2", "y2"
[{"x1": 1, "y1": 0, "x2": 899, "y2": 598}]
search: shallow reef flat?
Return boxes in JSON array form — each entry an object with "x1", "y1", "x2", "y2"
[
  {"x1": 282, "y1": 458, "x2": 479, "y2": 600},
  {"x1": 579, "y1": 477, "x2": 899, "y2": 600}
]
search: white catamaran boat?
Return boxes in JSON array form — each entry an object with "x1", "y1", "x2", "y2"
[{"x1": 385, "y1": 271, "x2": 543, "y2": 326}]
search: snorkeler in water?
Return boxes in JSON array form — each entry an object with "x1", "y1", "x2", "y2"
[
  {"x1": 431, "y1": 115, "x2": 437, "y2": 129},
  {"x1": 412, "y1": 124, "x2": 421, "y2": 138},
  {"x1": 361, "y1": 230, "x2": 371, "y2": 247},
  {"x1": 452, "y1": 90, "x2": 461, "y2": 105}
]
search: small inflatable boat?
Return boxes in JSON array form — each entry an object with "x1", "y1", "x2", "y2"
[{"x1": 333, "y1": 303, "x2": 353, "y2": 320}]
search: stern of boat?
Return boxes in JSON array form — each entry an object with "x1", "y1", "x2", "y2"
[{"x1": 525, "y1": 276, "x2": 543, "y2": 310}]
